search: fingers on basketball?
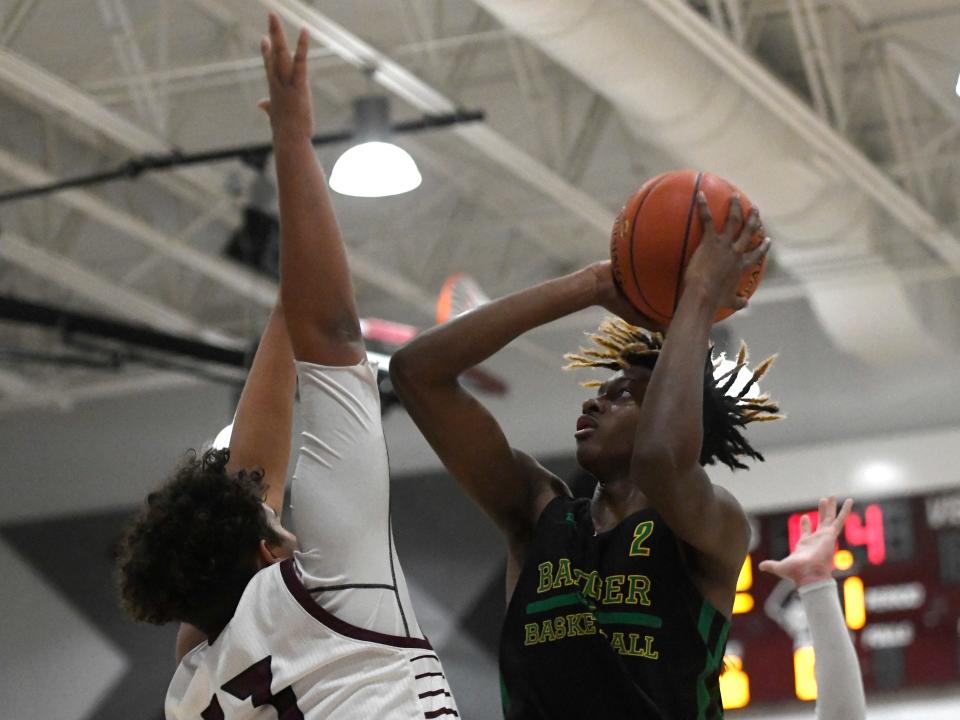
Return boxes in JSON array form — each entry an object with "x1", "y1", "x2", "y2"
[
  {"x1": 743, "y1": 236, "x2": 771, "y2": 269},
  {"x1": 724, "y1": 195, "x2": 743, "y2": 240},
  {"x1": 732, "y1": 208, "x2": 759, "y2": 253},
  {"x1": 696, "y1": 191, "x2": 715, "y2": 234}
]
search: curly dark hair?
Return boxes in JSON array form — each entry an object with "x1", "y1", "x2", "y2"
[
  {"x1": 116, "y1": 448, "x2": 281, "y2": 636},
  {"x1": 565, "y1": 318, "x2": 782, "y2": 471}
]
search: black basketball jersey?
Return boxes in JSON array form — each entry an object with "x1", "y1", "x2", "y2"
[{"x1": 499, "y1": 495, "x2": 729, "y2": 720}]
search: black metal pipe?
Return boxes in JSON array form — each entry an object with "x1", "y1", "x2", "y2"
[
  {"x1": 0, "y1": 109, "x2": 484, "y2": 205},
  {"x1": 0, "y1": 294, "x2": 247, "y2": 367}
]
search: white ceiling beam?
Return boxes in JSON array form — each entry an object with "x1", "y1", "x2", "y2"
[
  {"x1": 0, "y1": 42, "x2": 495, "y2": 326},
  {"x1": 0, "y1": 231, "x2": 243, "y2": 347},
  {"x1": 704, "y1": 0, "x2": 727, "y2": 33},
  {"x1": 0, "y1": 147, "x2": 278, "y2": 308},
  {"x1": 799, "y1": 0, "x2": 846, "y2": 129},
  {"x1": 96, "y1": 0, "x2": 168, "y2": 136},
  {"x1": 721, "y1": 0, "x2": 746, "y2": 46},
  {"x1": 0, "y1": 146, "x2": 489, "y2": 335},
  {"x1": 0, "y1": 0, "x2": 39, "y2": 45},
  {"x1": 837, "y1": 0, "x2": 873, "y2": 26},
  {"x1": 0, "y1": 370, "x2": 204, "y2": 416},
  {"x1": 185, "y1": 0, "x2": 242, "y2": 29},
  {"x1": 0, "y1": 367, "x2": 40, "y2": 399},
  {"x1": 885, "y1": 41, "x2": 960, "y2": 126},
  {"x1": 786, "y1": 0, "x2": 830, "y2": 120},
  {"x1": 84, "y1": 29, "x2": 513, "y2": 103},
  {"x1": 0, "y1": 47, "x2": 237, "y2": 225},
  {"x1": 83, "y1": 46, "x2": 335, "y2": 99},
  {"x1": 258, "y1": 0, "x2": 612, "y2": 246},
  {"x1": 635, "y1": 0, "x2": 960, "y2": 272}
]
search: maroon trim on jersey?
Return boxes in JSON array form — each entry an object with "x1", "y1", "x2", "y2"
[{"x1": 280, "y1": 559, "x2": 433, "y2": 650}]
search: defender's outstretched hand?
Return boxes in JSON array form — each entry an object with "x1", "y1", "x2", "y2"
[
  {"x1": 759, "y1": 496, "x2": 854, "y2": 587},
  {"x1": 259, "y1": 13, "x2": 313, "y2": 141}
]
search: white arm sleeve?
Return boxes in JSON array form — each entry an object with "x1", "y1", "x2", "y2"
[
  {"x1": 288, "y1": 360, "x2": 421, "y2": 638},
  {"x1": 799, "y1": 579, "x2": 867, "y2": 720}
]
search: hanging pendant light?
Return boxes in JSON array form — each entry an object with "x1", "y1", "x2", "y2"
[{"x1": 329, "y1": 95, "x2": 422, "y2": 198}]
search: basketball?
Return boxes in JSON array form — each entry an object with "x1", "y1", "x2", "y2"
[{"x1": 610, "y1": 170, "x2": 767, "y2": 325}]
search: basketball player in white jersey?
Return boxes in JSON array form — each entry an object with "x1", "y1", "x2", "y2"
[
  {"x1": 759, "y1": 496, "x2": 867, "y2": 720},
  {"x1": 117, "y1": 15, "x2": 458, "y2": 719}
]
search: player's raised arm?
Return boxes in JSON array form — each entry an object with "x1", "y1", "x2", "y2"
[
  {"x1": 760, "y1": 497, "x2": 866, "y2": 720},
  {"x1": 225, "y1": 301, "x2": 297, "y2": 513},
  {"x1": 260, "y1": 13, "x2": 363, "y2": 366},
  {"x1": 391, "y1": 263, "x2": 647, "y2": 546},
  {"x1": 627, "y1": 195, "x2": 770, "y2": 575},
  {"x1": 174, "y1": 301, "x2": 295, "y2": 662},
  {"x1": 174, "y1": 301, "x2": 296, "y2": 663}
]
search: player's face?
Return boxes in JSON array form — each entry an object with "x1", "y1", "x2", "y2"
[
  {"x1": 262, "y1": 503, "x2": 299, "y2": 559},
  {"x1": 574, "y1": 366, "x2": 652, "y2": 476}
]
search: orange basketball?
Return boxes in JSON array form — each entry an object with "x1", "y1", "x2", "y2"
[{"x1": 610, "y1": 170, "x2": 767, "y2": 326}]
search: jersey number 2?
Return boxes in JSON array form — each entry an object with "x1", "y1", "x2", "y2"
[
  {"x1": 201, "y1": 656, "x2": 303, "y2": 719},
  {"x1": 629, "y1": 521, "x2": 655, "y2": 557}
]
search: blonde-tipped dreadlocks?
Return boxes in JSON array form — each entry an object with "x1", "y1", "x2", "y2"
[{"x1": 564, "y1": 318, "x2": 782, "y2": 471}]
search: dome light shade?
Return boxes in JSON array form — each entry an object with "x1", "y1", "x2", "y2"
[{"x1": 329, "y1": 141, "x2": 422, "y2": 197}]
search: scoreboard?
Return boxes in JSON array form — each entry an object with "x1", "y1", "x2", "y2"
[{"x1": 720, "y1": 489, "x2": 960, "y2": 710}]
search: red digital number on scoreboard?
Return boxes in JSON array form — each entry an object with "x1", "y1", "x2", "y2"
[{"x1": 787, "y1": 504, "x2": 886, "y2": 565}]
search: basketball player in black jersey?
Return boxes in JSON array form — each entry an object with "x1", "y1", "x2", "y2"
[{"x1": 390, "y1": 195, "x2": 774, "y2": 719}]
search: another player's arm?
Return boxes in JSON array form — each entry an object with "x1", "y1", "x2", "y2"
[
  {"x1": 175, "y1": 302, "x2": 297, "y2": 663},
  {"x1": 225, "y1": 302, "x2": 297, "y2": 513},
  {"x1": 759, "y1": 498, "x2": 866, "y2": 720},
  {"x1": 628, "y1": 195, "x2": 770, "y2": 575},
  {"x1": 261, "y1": 14, "x2": 363, "y2": 367},
  {"x1": 391, "y1": 266, "x2": 636, "y2": 543}
]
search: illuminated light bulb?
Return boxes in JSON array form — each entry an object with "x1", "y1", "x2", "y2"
[
  {"x1": 854, "y1": 460, "x2": 902, "y2": 492},
  {"x1": 736, "y1": 555, "x2": 753, "y2": 592},
  {"x1": 213, "y1": 422, "x2": 233, "y2": 450},
  {"x1": 843, "y1": 576, "x2": 866, "y2": 630},
  {"x1": 733, "y1": 593, "x2": 755, "y2": 614},
  {"x1": 834, "y1": 549, "x2": 854, "y2": 570},
  {"x1": 329, "y1": 141, "x2": 422, "y2": 197},
  {"x1": 793, "y1": 646, "x2": 817, "y2": 701},
  {"x1": 720, "y1": 655, "x2": 750, "y2": 709}
]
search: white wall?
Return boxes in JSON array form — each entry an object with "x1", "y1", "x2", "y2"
[{"x1": 2, "y1": 376, "x2": 959, "y2": 719}]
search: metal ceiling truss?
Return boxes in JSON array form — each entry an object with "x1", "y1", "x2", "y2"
[
  {"x1": 0, "y1": 232, "x2": 242, "y2": 346},
  {"x1": 700, "y1": 0, "x2": 958, "y2": 227},
  {"x1": 674, "y1": 0, "x2": 960, "y2": 270},
  {"x1": 96, "y1": 0, "x2": 168, "y2": 136},
  {"x1": 0, "y1": 31, "x2": 485, "y2": 341},
  {"x1": 256, "y1": 0, "x2": 613, "y2": 244},
  {"x1": 3, "y1": 0, "x2": 958, "y2": 404}
]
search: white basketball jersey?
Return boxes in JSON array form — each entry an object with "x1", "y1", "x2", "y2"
[{"x1": 165, "y1": 559, "x2": 458, "y2": 720}]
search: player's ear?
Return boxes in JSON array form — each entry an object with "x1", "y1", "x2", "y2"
[{"x1": 257, "y1": 538, "x2": 282, "y2": 566}]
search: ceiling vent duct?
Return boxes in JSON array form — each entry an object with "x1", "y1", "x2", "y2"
[{"x1": 474, "y1": 0, "x2": 958, "y2": 363}]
